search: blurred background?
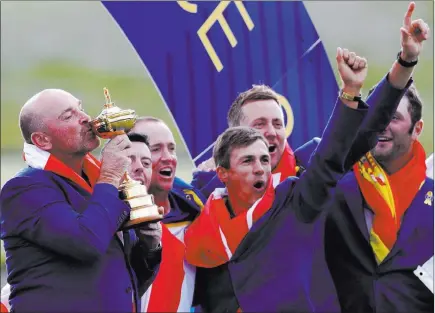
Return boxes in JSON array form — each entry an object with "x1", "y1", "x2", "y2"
[{"x1": 1, "y1": 1, "x2": 433, "y2": 285}]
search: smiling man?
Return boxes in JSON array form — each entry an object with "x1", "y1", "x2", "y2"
[
  {"x1": 227, "y1": 88, "x2": 288, "y2": 172},
  {"x1": 135, "y1": 118, "x2": 178, "y2": 206},
  {"x1": 305, "y1": 4, "x2": 432, "y2": 312},
  {"x1": 369, "y1": 84, "x2": 423, "y2": 172},
  {"x1": 325, "y1": 81, "x2": 434, "y2": 313},
  {"x1": 126, "y1": 133, "x2": 153, "y2": 188},
  {"x1": 128, "y1": 117, "x2": 206, "y2": 312}
]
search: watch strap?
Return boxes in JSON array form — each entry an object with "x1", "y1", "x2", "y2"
[
  {"x1": 397, "y1": 51, "x2": 418, "y2": 68},
  {"x1": 339, "y1": 89, "x2": 362, "y2": 102}
]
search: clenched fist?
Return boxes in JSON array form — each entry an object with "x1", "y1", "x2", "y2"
[
  {"x1": 97, "y1": 134, "x2": 132, "y2": 188},
  {"x1": 336, "y1": 47, "x2": 368, "y2": 97}
]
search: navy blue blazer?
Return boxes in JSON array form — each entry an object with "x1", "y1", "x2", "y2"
[
  {"x1": 0, "y1": 168, "x2": 161, "y2": 312},
  {"x1": 326, "y1": 174, "x2": 434, "y2": 313}
]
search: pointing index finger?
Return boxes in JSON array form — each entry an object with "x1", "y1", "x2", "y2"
[{"x1": 404, "y1": 2, "x2": 415, "y2": 28}]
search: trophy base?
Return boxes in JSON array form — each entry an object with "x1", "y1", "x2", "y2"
[
  {"x1": 117, "y1": 174, "x2": 163, "y2": 230},
  {"x1": 122, "y1": 204, "x2": 164, "y2": 230}
]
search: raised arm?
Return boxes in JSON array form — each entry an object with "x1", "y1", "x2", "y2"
[
  {"x1": 290, "y1": 48, "x2": 369, "y2": 222},
  {"x1": 390, "y1": 2, "x2": 429, "y2": 89},
  {"x1": 344, "y1": 2, "x2": 430, "y2": 168}
]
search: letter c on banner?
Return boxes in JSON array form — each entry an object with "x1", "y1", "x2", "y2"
[
  {"x1": 277, "y1": 94, "x2": 294, "y2": 138},
  {"x1": 177, "y1": 1, "x2": 198, "y2": 13}
]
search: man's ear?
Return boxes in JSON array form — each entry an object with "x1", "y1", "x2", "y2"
[
  {"x1": 412, "y1": 119, "x2": 423, "y2": 140},
  {"x1": 31, "y1": 132, "x2": 52, "y2": 151},
  {"x1": 216, "y1": 166, "x2": 229, "y2": 184}
]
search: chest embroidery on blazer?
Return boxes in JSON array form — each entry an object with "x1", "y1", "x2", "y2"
[{"x1": 424, "y1": 191, "x2": 433, "y2": 206}]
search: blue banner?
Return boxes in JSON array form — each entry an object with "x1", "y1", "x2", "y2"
[{"x1": 102, "y1": 1, "x2": 338, "y2": 165}]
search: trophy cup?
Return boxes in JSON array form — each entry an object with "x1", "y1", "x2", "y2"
[{"x1": 90, "y1": 87, "x2": 163, "y2": 229}]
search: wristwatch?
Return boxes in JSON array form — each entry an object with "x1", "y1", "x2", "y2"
[
  {"x1": 339, "y1": 89, "x2": 362, "y2": 102},
  {"x1": 397, "y1": 51, "x2": 418, "y2": 68}
]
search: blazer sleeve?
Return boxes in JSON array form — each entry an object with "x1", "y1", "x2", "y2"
[
  {"x1": 289, "y1": 98, "x2": 368, "y2": 222},
  {"x1": 190, "y1": 170, "x2": 209, "y2": 191},
  {"x1": 0, "y1": 178, "x2": 130, "y2": 263},
  {"x1": 130, "y1": 238, "x2": 162, "y2": 297},
  {"x1": 294, "y1": 137, "x2": 321, "y2": 173},
  {"x1": 344, "y1": 74, "x2": 413, "y2": 168}
]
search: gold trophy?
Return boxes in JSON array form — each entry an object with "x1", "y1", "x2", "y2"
[{"x1": 90, "y1": 87, "x2": 163, "y2": 229}]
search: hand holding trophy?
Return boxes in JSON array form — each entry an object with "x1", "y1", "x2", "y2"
[{"x1": 90, "y1": 88, "x2": 164, "y2": 229}]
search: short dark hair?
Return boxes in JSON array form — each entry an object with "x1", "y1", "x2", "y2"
[
  {"x1": 227, "y1": 85, "x2": 281, "y2": 127},
  {"x1": 213, "y1": 126, "x2": 268, "y2": 169},
  {"x1": 368, "y1": 83, "x2": 422, "y2": 133},
  {"x1": 127, "y1": 132, "x2": 150, "y2": 147}
]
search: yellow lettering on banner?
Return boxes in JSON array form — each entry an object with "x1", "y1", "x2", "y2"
[
  {"x1": 277, "y1": 94, "x2": 294, "y2": 138},
  {"x1": 197, "y1": 1, "x2": 255, "y2": 72},
  {"x1": 177, "y1": 1, "x2": 198, "y2": 13}
]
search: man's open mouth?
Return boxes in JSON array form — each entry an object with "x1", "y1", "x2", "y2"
[
  {"x1": 253, "y1": 180, "x2": 266, "y2": 190},
  {"x1": 269, "y1": 144, "x2": 277, "y2": 153},
  {"x1": 378, "y1": 136, "x2": 392, "y2": 142},
  {"x1": 159, "y1": 167, "x2": 173, "y2": 177}
]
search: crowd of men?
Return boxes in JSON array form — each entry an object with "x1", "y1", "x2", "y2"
[{"x1": 0, "y1": 2, "x2": 433, "y2": 313}]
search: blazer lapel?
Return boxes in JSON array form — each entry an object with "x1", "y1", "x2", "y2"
[
  {"x1": 382, "y1": 180, "x2": 434, "y2": 264},
  {"x1": 340, "y1": 173, "x2": 371, "y2": 243},
  {"x1": 232, "y1": 198, "x2": 285, "y2": 261}
]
